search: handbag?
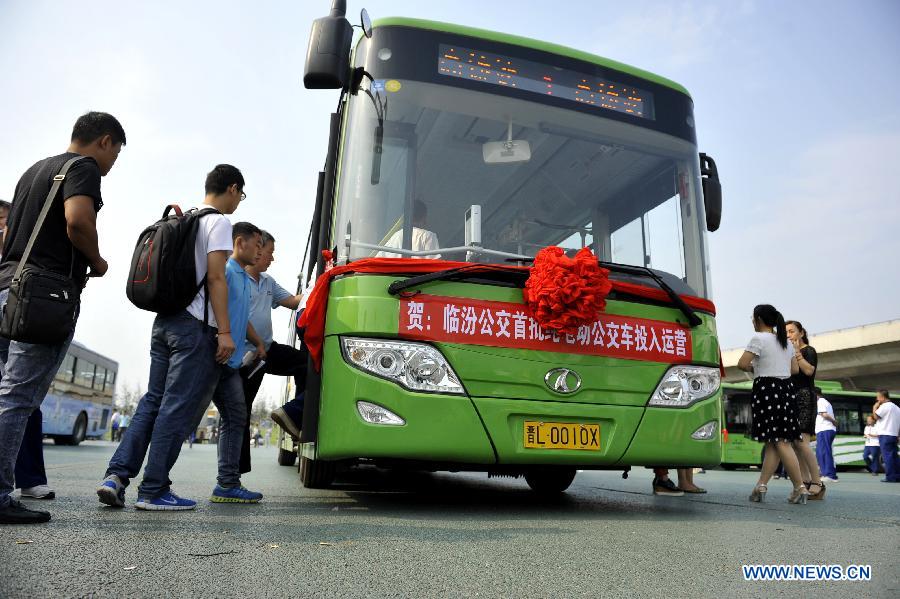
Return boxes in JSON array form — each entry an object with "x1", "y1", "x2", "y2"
[{"x1": 0, "y1": 156, "x2": 87, "y2": 344}]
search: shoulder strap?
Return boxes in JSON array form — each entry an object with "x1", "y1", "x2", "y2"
[{"x1": 12, "y1": 155, "x2": 89, "y2": 283}]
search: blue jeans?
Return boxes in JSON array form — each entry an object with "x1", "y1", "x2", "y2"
[
  {"x1": 816, "y1": 429, "x2": 837, "y2": 478},
  {"x1": 192, "y1": 365, "x2": 246, "y2": 487},
  {"x1": 0, "y1": 288, "x2": 73, "y2": 507},
  {"x1": 879, "y1": 435, "x2": 899, "y2": 482},
  {"x1": 15, "y1": 409, "x2": 47, "y2": 489},
  {"x1": 105, "y1": 311, "x2": 217, "y2": 499},
  {"x1": 863, "y1": 445, "x2": 881, "y2": 474}
]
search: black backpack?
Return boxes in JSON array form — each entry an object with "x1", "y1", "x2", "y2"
[{"x1": 126, "y1": 205, "x2": 220, "y2": 317}]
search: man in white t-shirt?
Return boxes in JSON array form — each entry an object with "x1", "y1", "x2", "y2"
[
  {"x1": 98, "y1": 164, "x2": 245, "y2": 511},
  {"x1": 862, "y1": 416, "x2": 881, "y2": 476},
  {"x1": 376, "y1": 200, "x2": 440, "y2": 259},
  {"x1": 872, "y1": 389, "x2": 900, "y2": 482},
  {"x1": 814, "y1": 391, "x2": 838, "y2": 481}
]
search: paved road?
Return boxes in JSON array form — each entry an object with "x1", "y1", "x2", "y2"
[{"x1": 1, "y1": 441, "x2": 897, "y2": 598}]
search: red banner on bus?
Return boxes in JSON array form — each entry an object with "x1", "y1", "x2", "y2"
[{"x1": 398, "y1": 294, "x2": 692, "y2": 363}]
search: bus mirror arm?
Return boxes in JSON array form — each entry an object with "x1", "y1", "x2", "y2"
[{"x1": 699, "y1": 153, "x2": 722, "y2": 232}]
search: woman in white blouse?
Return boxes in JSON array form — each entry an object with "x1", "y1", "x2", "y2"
[{"x1": 737, "y1": 304, "x2": 807, "y2": 504}]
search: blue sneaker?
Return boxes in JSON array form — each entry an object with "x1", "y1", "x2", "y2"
[
  {"x1": 97, "y1": 475, "x2": 126, "y2": 508},
  {"x1": 210, "y1": 485, "x2": 263, "y2": 503},
  {"x1": 135, "y1": 490, "x2": 196, "y2": 511}
]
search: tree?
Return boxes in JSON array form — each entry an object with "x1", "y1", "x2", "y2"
[{"x1": 115, "y1": 381, "x2": 144, "y2": 413}]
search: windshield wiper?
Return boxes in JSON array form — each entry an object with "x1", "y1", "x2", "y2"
[
  {"x1": 387, "y1": 266, "x2": 526, "y2": 296},
  {"x1": 598, "y1": 261, "x2": 703, "y2": 327}
]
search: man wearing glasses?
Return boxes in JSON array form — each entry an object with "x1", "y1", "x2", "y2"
[{"x1": 98, "y1": 164, "x2": 246, "y2": 512}]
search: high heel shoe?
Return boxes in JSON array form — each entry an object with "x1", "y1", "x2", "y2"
[
  {"x1": 787, "y1": 485, "x2": 809, "y2": 504},
  {"x1": 749, "y1": 484, "x2": 767, "y2": 502},
  {"x1": 807, "y1": 481, "x2": 826, "y2": 501}
]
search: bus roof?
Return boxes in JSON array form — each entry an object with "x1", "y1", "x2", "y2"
[
  {"x1": 69, "y1": 340, "x2": 119, "y2": 371},
  {"x1": 371, "y1": 17, "x2": 691, "y2": 98}
]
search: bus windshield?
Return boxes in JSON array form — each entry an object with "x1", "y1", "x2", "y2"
[{"x1": 334, "y1": 78, "x2": 711, "y2": 298}]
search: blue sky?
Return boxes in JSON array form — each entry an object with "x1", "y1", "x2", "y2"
[{"x1": 1, "y1": 0, "x2": 898, "y2": 401}]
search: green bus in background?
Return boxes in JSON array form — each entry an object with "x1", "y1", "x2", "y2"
[
  {"x1": 721, "y1": 381, "x2": 878, "y2": 469},
  {"x1": 286, "y1": 2, "x2": 725, "y2": 493}
]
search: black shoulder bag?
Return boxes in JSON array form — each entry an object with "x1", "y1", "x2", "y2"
[{"x1": 0, "y1": 156, "x2": 87, "y2": 345}]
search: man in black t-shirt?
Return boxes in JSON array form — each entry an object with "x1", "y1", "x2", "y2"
[{"x1": 0, "y1": 112, "x2": 125, "y2": 525}]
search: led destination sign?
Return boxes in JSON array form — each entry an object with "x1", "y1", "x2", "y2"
[{"x1": 438, "y1": 43, "x2": 654, "y2": 120}]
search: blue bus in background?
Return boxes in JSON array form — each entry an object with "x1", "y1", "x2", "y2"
[{"x1": 42, "y1": 341, "x2": 118, "y2": 445}]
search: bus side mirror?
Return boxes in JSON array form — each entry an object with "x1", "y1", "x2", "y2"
[
  {"x1": 303, "y1": 1, "x2": 354, "y2": 89},
  {"x1": 700, "y1": 153, "x2": 722, "y2": 232}
]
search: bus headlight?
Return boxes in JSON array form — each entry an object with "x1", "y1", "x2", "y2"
[
  {"x1": 341, "y1": 337, "x2": 465, "y2": 395},
  {"x1": 648, "y1": 366, "x2": 720, "y2": 408}
]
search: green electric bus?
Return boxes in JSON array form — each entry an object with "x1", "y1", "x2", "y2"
[
  {"x1": 285, "y1": 2, "x2": 725, "y2": 493},
  {"x1": 721, "y1": 381, "x2": 880, "y2": 469}
]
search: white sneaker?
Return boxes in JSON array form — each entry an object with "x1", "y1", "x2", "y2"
[
  {"x1": 20, "y1": 485, "x2": 55, "y2": 499},
  {"x1": 820, "y1": 476, "x2": 839, "y2": 482}
]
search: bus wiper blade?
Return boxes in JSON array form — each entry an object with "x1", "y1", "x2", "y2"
[
  {"x1": 599, "y1": 261, "x2": 703, "y2": 328},
  {"x1": 387, "y1": 266, "x2": 525, "y2": 296}
]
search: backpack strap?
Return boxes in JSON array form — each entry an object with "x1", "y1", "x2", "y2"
[
  {"x1": 194, "y1": 206, "x2": 222, "y2": 327},
  {"x1": 13, "y1": 156, "x2": 89, "y2": 284}
]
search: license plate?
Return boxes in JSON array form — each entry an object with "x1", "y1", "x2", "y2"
[{"x1": 523, "y1": 421, "x2": 600, "y2": 451}]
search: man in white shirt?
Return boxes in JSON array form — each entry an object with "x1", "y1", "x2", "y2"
[
  {"x1": 872, "y1": 389, "x2": 900, "y2": 482},
  {"x1": 98, "y1": 164, "x2": 245, "y2": 511},
  {"x1": 862, "y1": 416, "x2": 881, "y2": 476},
  {"x1": 376, "y1": 200, "x2": 440, "y2": 259},
  {"x1": 814, "y1": 390, "x2": 838, "y2": 481}
]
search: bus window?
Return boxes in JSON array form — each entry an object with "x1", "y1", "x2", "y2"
[
  {"x1": 831, "y1": 400, "x2": 863, "y2": 435},
  {"x1": 94, "y1": 367, "x2": 107, "y2": 390},
  {"x1": 105, "y1": 370, "x2": 117, "y2": 393},
  {"x1": 724, "y1": 393, "x2": 752, "y2": 434},
  {"x1": 74, "y1": 359, "x2": 96, "y2": 389},
  {"x1": 645, "y1": 194, "x2": 685, "y2": 280},
  {"x1": 56, "y1": 353, "x2": 76, "y2": 383},
  {"x1": 611, "y1": 217, "x2": 644, "y2": 267}
]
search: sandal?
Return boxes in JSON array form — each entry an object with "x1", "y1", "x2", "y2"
[
  {"x1": 679, "y1": 486, "x2": 707, "y2": 494},
  {"x1": 788, "y1": 485, "x2": 809, "y2": 504},
  {"x1": 749, "y1": 483, "x2": 767, "y2": 502},
  {"x1": 807, "y1": 481, "x2": 826, "y2": 501}
]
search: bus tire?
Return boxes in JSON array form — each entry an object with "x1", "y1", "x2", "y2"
[
  {"x1": 278, "y1": 448, "x2": 297, "y2": 467},
  {"x1": 57, "y1": 413, "x2": 88, "y2": 446},
  {"x1": 300, "y1": 456, "x2": 335, "y2": 489},
  {"x1": 525, "y1": 468, "x2": 577, "y2": 494},
  {"x1": 69, "y1": 413, "x2": 88, "y2": 446}
]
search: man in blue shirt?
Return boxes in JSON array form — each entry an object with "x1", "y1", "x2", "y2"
[
  {"x1": 239, "y1": 230, "x2": 305, "y2": 473},
  {"x1": 192, "y1": 222, "x2": 267, "y2": 503}
]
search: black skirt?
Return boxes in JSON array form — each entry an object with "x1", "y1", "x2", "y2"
[
  {"x1": 794, "y1": 387, "x2": 816, "y2": 435},
  {"x1": 751, "y1": 377, "x2": 801, "y2": 442}
]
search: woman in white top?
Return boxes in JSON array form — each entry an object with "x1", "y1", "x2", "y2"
[{"x1": 737, "y1": 304, "x2": 806, "y2": 504}]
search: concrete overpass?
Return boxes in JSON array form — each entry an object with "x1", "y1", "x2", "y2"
[{"x1": 722, "y1": 319, "x2": 900, "y2": 392}]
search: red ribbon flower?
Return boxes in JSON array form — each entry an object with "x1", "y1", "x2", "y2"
[{"x1": 523, "y1": 247, "x2": 612, "y2": 335}]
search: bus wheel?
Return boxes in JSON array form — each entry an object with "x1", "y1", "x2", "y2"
[
  {"x1": 58, "y1": 413, "x2": 88, "y2": 446},
  {"x1": 525, "y1": 468, "x2": 577, "y2": 494},
  {"x1": 300, "y1": 456, "x2": 335, "y2": 489},
  {"x1": 277, "y1": 448, "x2": 297, "y2": 467}
]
